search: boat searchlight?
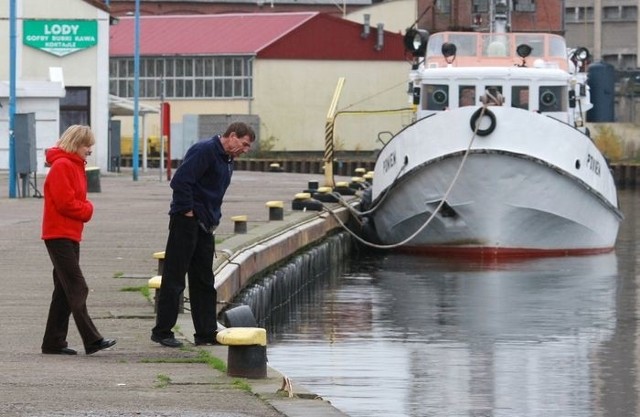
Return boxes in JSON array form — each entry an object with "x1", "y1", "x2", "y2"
[
  {"x1": 573, "y1": 47, "x2": 589, "y2": 61},
  {"x1": 441, "y1": 42, "x2": 457, "y2": 64},
  {"x1": 404, "y1": 28, "x2": 429, "y2": 57},
  {"x1": 516, "y1": 43, "x2": 532, "y2": 67},
  {"x1": 569, "y1": 47, "x2": 591, "y2": 72}
]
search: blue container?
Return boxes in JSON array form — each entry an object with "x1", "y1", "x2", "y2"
[{"x1": 587, "y1": 61, "x2": 615, "y2": 122}]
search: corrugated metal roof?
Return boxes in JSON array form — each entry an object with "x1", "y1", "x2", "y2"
[{"x1": 110, "y1": 12, "x2": 318, "y2": 56}]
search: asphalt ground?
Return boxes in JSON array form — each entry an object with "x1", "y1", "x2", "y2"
[{"x1": 0, "y1": 169, "x2": 350, "y2": 417}]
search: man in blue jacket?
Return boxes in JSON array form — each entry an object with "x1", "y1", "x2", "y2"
[{"x1": 152, "y1": 122, "x2": 255, "y2": 347}]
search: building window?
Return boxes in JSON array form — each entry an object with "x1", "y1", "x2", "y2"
[
  {"x1": 60, "y1": 87, "x2": 90, "y2": 135},
  {"x1": 577, "y1": 7, "x2": 594, "y2": 21},
  {"x1": 602, "y1": 54, "x2": 618, "y2": 68},
  {"x1": 603, "y1": 6, "x2": 620, "y2": 20},
  {"x1": 109, "y1": 56, "x2": 253, "y2": 99},
  {"x1": 621, "y1": 54, "x2": 636, "y2": 70},
  {"x1": 436, "y1": 0, "x2": 451, "y2": 14},
  {"x1": 513, "y1": 0, "x2": 535, "y2": 13},
  {"x1": 473, "y1": 0, "x2": 489, "y2": 13},
  {"x1": 621, "y1": 6, "x2": 637, "y2": 20}
]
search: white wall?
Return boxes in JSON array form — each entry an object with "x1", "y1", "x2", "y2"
[
  {"x1": 252, "y1": 59, "x2": 412, "y2": 152},
  {"x1": 0, "y1": 83, "x2": 63, "y2": 172},
  {"x1": 0, "y1": 0, "x2": 111, "y2": 172}
]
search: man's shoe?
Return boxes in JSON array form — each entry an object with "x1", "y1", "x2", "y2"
[
  {"x1": 42, "y1": 347, "x2": 77, "y2": 355},
  {"x1": 86, "y1": 338, "x2": 117, "y2": 355},
  {"x1": 151, "y1": 334, "x2": 183, "y2": 348},
  {"x1": 194, "y1": 338, "x2": 218, "y2": 346},
  {"x1": 194, "y1": 331, "x2": 219, "y2": 346}
]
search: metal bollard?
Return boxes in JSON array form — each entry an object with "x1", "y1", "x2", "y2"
[
  {"x1": 219, "y1": 306, "x2": 266, "y2": 379},
  {"x1": 266, "y1": 200, "x2": 284, "y2": 221},
  {"x1": 231, "y1": 215, "x2": 248, "y2": 234}
]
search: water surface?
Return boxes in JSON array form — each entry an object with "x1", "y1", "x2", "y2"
[{"x1": 266, "y1": 189, "x2": 640, "y2": 417}]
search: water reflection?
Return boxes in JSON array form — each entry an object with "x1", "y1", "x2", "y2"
[
  {"x1": 267, "y1": 190, "x2": 640, "y2": 417},
  {"x1": 375, "y1": 254, "x2": 617, "y2": 417}
]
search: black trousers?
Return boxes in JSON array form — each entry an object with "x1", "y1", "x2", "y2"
[
  {"x1": 42, "y1": 239, "x2": 102, "y2": 351},
  {"x1": 152, "y1": 214, "x2": 217, "y2": 341}
]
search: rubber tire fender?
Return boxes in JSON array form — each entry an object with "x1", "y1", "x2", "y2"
[
  {"x1": 469, "y1": 107, "x2": 496, "y2": 137},
  {"x1": 223, "y1": 305, "x2": 258, "y2": 328}
]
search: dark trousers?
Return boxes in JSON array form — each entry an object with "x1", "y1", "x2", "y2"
[
  {"x1": 42, "y1": 239, "x2": 102, "y2": 351},
  {"x1": 152, "y1": 214, "x2": 217, "y2": 341}
]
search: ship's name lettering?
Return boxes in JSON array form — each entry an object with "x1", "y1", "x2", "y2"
[
  {"x1": 383, "y1": 151, "x2": 396, "y2": 172},
  {"x1": 586, "y1": 153, "x2": 601, "y2": 176}
]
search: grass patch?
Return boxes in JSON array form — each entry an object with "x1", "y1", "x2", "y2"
[
  {"x1": 141, "y1": 349, "x2": 226, "y2": 373},
  {"x1": 155, "y1": 374, "x2": 171, "y2": 388},
  {"x1": 233, "y1": 379, "x2": 252, "y2": 392},
  {"x1": 197, "y1": 349, "x2": 226, "y2": 373},
  {"x1": 144, "y1": 351, "x2": 255, "y2": 393},
  {"x1": 120, "y1": 285, "x2": 151, "y2": 300}
]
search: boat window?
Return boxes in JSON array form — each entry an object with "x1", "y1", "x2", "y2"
[
  {"x1": 548, "y1": 36, "x2": 567, "y2": 58},
  {"x1": 515, "y1": 35, "x2": 544, "y2": 57},
  {"x1": 448, "y1": 34, "x2": 477, "y2": 56},
  {"x1": 483, "y1": 85, "x2": 503, "y2": 103},
  {"x1": 483, "y1": 35, "x2": 510, "y2": 57},
  {"x1": 459, "y1": 86, "x2": 476, "y2": 107},
  {"x1": 423, "y1": 84, "x2": 449, "y2": 110},
  {"x1": 426, "y1": 34, "x2": 445, "y2": 58},
  {"x1": 511, "y1": 86, "x2": 529, "y2": 110},
  {"x1": 538, "y1": 86, "x2": 566, "y2": 112}
]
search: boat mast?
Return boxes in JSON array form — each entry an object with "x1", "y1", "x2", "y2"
[{"x1": 490, "y1": 0, "x2": 510, "y2": 33}]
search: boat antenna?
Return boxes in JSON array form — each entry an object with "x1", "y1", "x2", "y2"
[{"x1": 409, "y1": 0, "x2": 437, "y2": 30}]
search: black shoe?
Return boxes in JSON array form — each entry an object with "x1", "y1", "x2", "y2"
[
  {"x1": 151, "y1": 334, "x2": 183, "y2": 348},
  {"x1": 194, "y1": 331, "x2": 219, "y2": 346},
  {"x1": 42, "y1": 347, "x2": 77, "y2": 355},
  {"x1": 86, "y1": 338, "x2": 117, "y2": 355},
  {"x1": 194, "y1": 338, "x2": 218, "y2": 346}
]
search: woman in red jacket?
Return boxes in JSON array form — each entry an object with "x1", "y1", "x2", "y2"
[{"x1": 41, "y1": 125, "x2": 116, "y2": 355}]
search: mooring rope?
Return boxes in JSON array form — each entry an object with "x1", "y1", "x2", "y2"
[{"x1": 324, "y1": 97, "x2": 497, "y2": 250}]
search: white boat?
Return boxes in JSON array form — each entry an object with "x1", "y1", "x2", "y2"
[{"x1": 363, "y1": 15, "x2": 623, "y2": 257}]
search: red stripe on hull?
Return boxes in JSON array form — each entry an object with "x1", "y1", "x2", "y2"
[{"x1": 397, "y1": 245, "x2": 615, "y2": 260}]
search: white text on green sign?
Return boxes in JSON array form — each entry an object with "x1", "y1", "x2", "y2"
[{"x1": 23, "y1": 20, "x2": 98, "y2": 57}]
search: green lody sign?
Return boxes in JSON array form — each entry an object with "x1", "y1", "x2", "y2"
[{"x1": 23, "y1": 20, "x2": 98, "y2": 57}]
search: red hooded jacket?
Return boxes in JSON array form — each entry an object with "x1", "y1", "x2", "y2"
[{"x1": 41, "y1": 147, "x2": 94, "y2": 242}]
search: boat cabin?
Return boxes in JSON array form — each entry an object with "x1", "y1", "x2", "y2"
[
  {"x1": 407, "y1": 31, "x2": 590, "y2": 127},
  {"x1": 424, "y1": 32, "x2": 569, "y2": 70}
]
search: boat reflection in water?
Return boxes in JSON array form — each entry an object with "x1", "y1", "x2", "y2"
[{"x1": 267, "y1": 252, "x2": 620, "y2": 417}]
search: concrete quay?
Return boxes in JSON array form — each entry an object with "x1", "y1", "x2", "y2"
[{"x1": 0, "y1": 169, "x2": 354, "y2": 417}]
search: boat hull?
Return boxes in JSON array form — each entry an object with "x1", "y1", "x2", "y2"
[{"x1": 370, "y1": 107, "x2": 622, "y2": 256}]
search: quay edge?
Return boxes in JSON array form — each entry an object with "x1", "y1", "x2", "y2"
[
  {"x1": 212, "y1": 203, "x2": 354, "y2": 315},
  {"x1": 177, "y1": 196, "x2": 356, "y2": 417}
]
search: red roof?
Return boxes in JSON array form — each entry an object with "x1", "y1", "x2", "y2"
[{"x1": 110, "y1": 12, "x2": 405, "y2": 61}]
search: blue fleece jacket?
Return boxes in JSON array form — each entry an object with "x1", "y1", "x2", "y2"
[{"x1": 169, "y1": 135, "x2": 232, "y2": 231}]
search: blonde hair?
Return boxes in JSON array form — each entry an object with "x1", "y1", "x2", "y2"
[{"x1": 57, "y1": 125, "x2": 95, "y2": 153}]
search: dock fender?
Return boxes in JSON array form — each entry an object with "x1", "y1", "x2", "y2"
[
  {"x1": 360, "y1": 216, "x2": 382, "y2": 245},
  {"x1": 223, "y1": 305, "x2": 259, "y2": 328},
  {"x1": 360, "y1": 187, "x2": 373, "y2": 212},
  {"x1": 469, "y1": 108, "x2": 496, "y2": 136}
]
